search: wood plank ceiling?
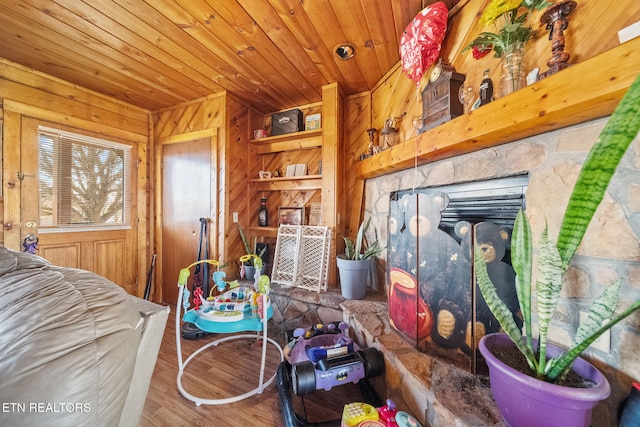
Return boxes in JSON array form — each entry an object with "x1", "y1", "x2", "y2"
[{"x1": 0, "y1": 0, "x2": 461, "y2": 113}]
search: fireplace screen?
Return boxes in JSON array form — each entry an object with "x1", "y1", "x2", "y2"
[{"x1": 388, "y1": 176, "x2": 527, "y2": 372}]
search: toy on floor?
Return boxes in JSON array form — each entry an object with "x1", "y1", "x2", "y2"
[
  {"x1": 342, "y1": 402, "x2": 380, "y2": 426},
  {"x1": 277, "y1": 321, "x2": 386, "y2": 427},
  {"x1": 285, "y1": 321, "x2": 385, "y2": 396},
  {"x1": 341, "y1": 400, "x2": 422, "y2": 427}
]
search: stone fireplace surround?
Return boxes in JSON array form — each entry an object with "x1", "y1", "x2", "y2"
[{"x1": 269, "y1": 116, "x2": 640, "y2": 427}]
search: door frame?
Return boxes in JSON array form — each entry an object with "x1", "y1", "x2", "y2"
[{"x1": 154, "y1": 128, "x2": 219, "y2": 303}]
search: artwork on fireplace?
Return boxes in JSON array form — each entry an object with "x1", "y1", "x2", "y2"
[{"x1": 388, "y1": 176, "x2": 527, "y2": 372}]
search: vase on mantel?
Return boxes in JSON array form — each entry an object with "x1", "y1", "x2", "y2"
[{"x1": 500, "y1": 43, "x2": 527, "y2": 97}]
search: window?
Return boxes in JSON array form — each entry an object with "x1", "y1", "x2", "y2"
[{"x1": 38, "y1": 126, "x2": 132, "y2": 230}]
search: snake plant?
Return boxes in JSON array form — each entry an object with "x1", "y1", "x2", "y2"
[
  {"x1": 342, "y1": 217, "x2": 384, "y2": 260},
  {"x1": 476, "y1": 72, "x2": 640, "y2": 384}
]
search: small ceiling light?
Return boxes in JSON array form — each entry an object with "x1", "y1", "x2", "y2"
[{"x1": 335, "y1": 43, "x2": 355, "y2": 60}]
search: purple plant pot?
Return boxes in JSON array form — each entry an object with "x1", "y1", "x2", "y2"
[{"x1": 479, "y1": 333, "x2": 611, "y2": 427}]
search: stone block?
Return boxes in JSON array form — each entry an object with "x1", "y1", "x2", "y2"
[
  {"x1": 505, "y1": 141, "x2": 546, "y2": 173},
  {"x1": 317, "y1": 306, "x2": 343, "y2": 324},
  {"x1": 619, "y1": 329, "x2": 640, "y2": 380}
]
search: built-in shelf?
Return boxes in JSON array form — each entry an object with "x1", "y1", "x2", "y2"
[
  {"x1": 356, "y1": 38, "x2": 640, "y2": 180},
  {"x1": 248, "y1": 226, "x2": 278, "y2": 238},
  {"x1": 250, "y1": 129, "x2": 322, "y2": 154},
  {"x1": 249, "y1": 175, "x2": 322, "y2": 191}
]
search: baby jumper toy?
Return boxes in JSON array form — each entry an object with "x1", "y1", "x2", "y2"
[{"x1": 175, "y1": 256, "x2": 283, "y2": 406}]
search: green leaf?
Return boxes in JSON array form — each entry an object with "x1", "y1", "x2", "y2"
[
  {"x1": 522, "y1": 0, "x2": 553, "y2": 11},
  {"x1": 548, "y1": 300, "x2": 640, "y2": 382},
  {"x1": 343, "y1": 217, "x2": 384, "y2": 260},
  {"x1": 238, "y1": 225, "x2": 252, "y2": 255},
  {"x1": 574, "y1": 280, "x2": 621, "y2": 346},
  {"x1": 363, "y1": 241, "x2": 384, "y2": 259},
  {"x1": 534, "y1": 225, "x2": 563, "y2": 375},
  {"x1": 354, "y1": 217, "x2": 370, "y2": 259},
  {"x1": 343, "y1": 236, "x2": 355, "y2": 260},
  {"x1": 511, "y1": 210, "x2": 533, "y2": 348},
  {"x1": 475, "y1": 243, "x2": 537, "y2": 370},
  {"x1": 557, "y1": 74, "x2": 640, "y2": 268}
]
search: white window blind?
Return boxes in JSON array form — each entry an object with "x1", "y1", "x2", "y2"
[{"x1": 38, "y1": 126, "x2": 132, "y2": 230}]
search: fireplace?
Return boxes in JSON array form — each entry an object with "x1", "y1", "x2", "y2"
[
  {"x1": 387, "y1": 175, "x2": 528, "y2": 372},
  {"x1": 354, "y1": 117, "x2": 633, "y2": 425}
]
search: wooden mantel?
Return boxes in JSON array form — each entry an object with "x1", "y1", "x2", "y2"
[{"x1": 357, "y1": 37, "x2": 640, "y2": 180}]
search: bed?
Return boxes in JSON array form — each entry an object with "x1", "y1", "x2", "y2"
[{"x1": 0, "y1": 246, "x2": 169, "y2": 427}]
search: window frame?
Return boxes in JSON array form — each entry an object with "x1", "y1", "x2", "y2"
[{"x1": 37, "y1": 125, "x2": 133, "y2": 233}]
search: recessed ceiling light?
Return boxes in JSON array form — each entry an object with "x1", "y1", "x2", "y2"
[{"x1": 334, "y1": 43, "x2": 355, "y2": 60}]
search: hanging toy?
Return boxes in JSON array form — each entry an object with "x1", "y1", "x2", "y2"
[
  {"x1": 258, "y1": 274, "x2": 271, "y2": 295},
  {"x1": 182, "y1": 287, "x2": 191, "y2": 312},
  {"x1": 178, "y1": 268, "x2": 192, "y2": 311},
  {"x1": 192, "y1": 287, "x2": 203, "y2": 311},
  {"x1": 212, "y1": 269, "x2": 227, "y2": 293},
  {"x1": 240, "y1": 253, "x2": 263, "y2": 290},
  {"x1": 251, "y1": 292, "x2": 260, "y2": 319},
  {"x1": 23, "y1": 234, "x2": 39, "y2": 254},
  {"x1": 257, "y1": 294, "x2": 266, "y2": 320}
]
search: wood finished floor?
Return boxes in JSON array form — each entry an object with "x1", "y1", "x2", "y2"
[{"x1": 140, "y1": 307, "x2": 363, "y2": 427}]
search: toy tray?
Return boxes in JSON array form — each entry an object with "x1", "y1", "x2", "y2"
[
  {"x1": 183, "y1": 305, "x2": 273, "y2": 334},
  {"x1": 210, "y1": 287, "x2": 253, "y2": 312},
  {"x1": 199, "y1": 309, "x2": 243, "y2": 322}
]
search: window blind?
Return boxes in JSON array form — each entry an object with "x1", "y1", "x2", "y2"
[{"x1": 38, "y1": 126, "x2": 132, "y2": 229}]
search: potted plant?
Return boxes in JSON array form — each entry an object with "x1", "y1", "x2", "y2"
[
  {"x1": 238, "y1": 225, "x2": 267, "y2": 280},
  {"x1": 337, "y1": 217, "x2": 384, "y2": 299},
  {"x1": 475, "y1": 74, "x2": 640, "y2": 427}
]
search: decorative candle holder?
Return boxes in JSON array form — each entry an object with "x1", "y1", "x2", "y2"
[{"x1": 538, "y1": 0, "x2": 577, "y2": 80}]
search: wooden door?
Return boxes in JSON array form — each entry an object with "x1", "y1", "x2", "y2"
[
  {"x1": 160, "y1": 136, "x2": 215, "y2": 305},
  {"x1": 17, "y1": 117, "x2": 138, "y2": 294}
]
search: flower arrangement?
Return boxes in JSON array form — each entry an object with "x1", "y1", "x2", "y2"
[{"x1": 464, "y1": 0, "x2": 551, "y2": 59}]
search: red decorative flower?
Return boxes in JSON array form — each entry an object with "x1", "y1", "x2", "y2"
[{"x1": 472, "y1": 44, "x2": 493, "y2": 60}]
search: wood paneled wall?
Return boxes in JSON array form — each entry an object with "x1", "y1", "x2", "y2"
[
  {"x1": 344, "y1": 0, "x2": 640, "y2": 234},
  {"x1": 343, "y1": 92, "x2": 373, "y2": 240},
  {"x1": 153, "y1": 93, "x2": 260, "y2": 298},
  {"x1": 0, "y1": 58, "x2": 150, "y2": 296},
  {"x1": 226, "y1": 96, "x2": 253, "y2": 275}
]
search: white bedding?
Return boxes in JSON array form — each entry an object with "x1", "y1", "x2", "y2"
[{"x1": 0, "y1": 247, "x2": 142, "y2": 427}]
